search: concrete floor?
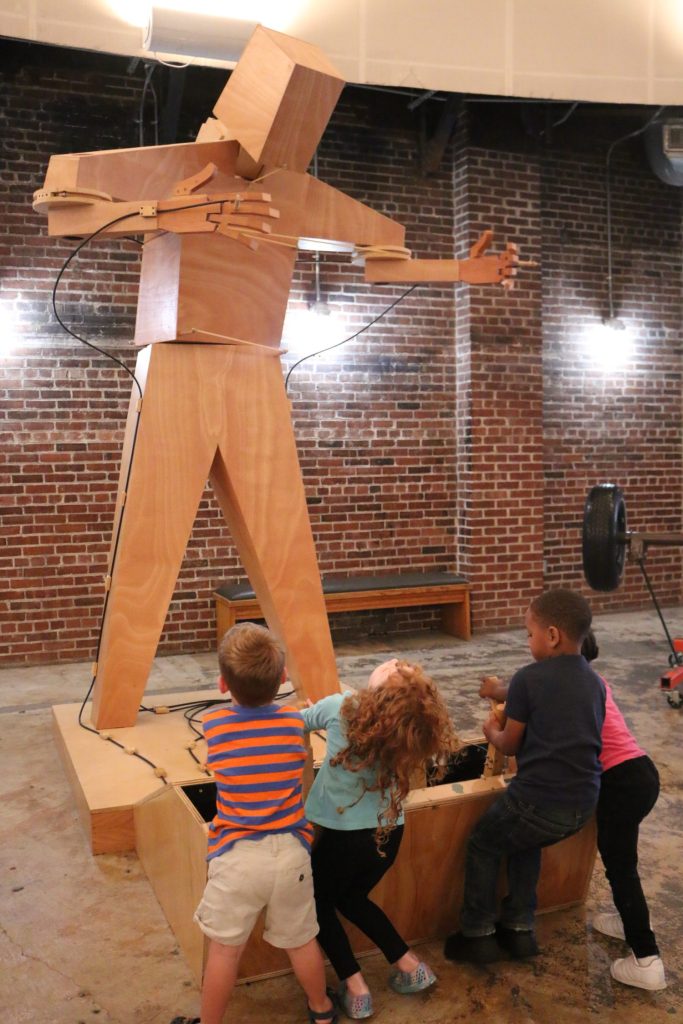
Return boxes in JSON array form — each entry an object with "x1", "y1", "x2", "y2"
[{"x1": 1, "y1": 607, "x2": 681, "y2": 1024}]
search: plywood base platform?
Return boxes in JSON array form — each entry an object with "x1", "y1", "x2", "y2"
[
  {"x1": 53, "y1": 692, "x2": 598, "y2": 987},
  {"x1": 52, "y1": 685, "x2": 323, "y2": 855},
  {"x1": 52, "y1": 689, "x2": 219, "y2": 854}
]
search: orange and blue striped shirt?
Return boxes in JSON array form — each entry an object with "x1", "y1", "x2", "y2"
[{"x1": 203, "y1": 701, "x2": 313, "y2": 861}]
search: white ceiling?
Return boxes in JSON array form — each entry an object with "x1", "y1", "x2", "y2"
[{"x1": 3, "y1": 0, "x2": 683, "y2": 104}]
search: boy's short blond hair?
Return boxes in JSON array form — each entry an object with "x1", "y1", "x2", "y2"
[{"x1": 218, "y1": 622, "x2": 285, "y2": 707}]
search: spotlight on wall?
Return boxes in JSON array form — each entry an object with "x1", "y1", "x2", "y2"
[
  {"x1": 601, "y1": 315, "x2": 626, "y2": 331},
  {"x1": 586, "y1": 317, "x2": 634, "y2": 371},
  {"x1": 281, "y1": 308, "x2": 346, "y2": 358}
]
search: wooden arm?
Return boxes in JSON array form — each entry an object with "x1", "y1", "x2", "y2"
[
  {"x1": 363, "y1": 230, "x2": 528, "y2": 289},
  {"x1": 32, "y1": 188, "x2": 279, "y2": 241}
]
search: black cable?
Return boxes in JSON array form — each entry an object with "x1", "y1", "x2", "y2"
[
  {"x1": 50, "y1": 193, "x2": 336, "y2": 774},
  {"x1": 139, "y1": 63, "x2": 157, "y2": 148},
  {"x1": 51, "y1": 212, "x2": 146, "y2": 398},
  {"x1": 539, "y1": 101, "x2": 580, "y2": 137},
  {"x1": 52, "y1": 213, "x2": 152, "y2": 753},
  {"x1": 284, "y1": 284, "x2": 420, "y2": 393},
  {"x1": 77, "y1": 401, "x2": 143, "y2": 725},
  {"x1": 52, "y1": 194, "x2": 245, "y2": 395},
  {"x1": 605, "y1": 105, "x2": 666, "y2": 320}
]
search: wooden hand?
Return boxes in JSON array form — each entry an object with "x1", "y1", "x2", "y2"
[
  {"x1": 363, "y1": 229, "x2": 531, "y2": 287},
  {"x1": 457, "y1": 230, "x2": 518, "y2": 289}
]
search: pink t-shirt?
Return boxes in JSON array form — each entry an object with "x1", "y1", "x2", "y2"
[{"x1": 600, "y1": 679, "x2": 646, "y2": 772}]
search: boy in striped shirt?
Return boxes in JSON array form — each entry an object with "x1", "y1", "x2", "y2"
[{"x1": 178, "y1": 622, "x2": 336, "y2": 1024}]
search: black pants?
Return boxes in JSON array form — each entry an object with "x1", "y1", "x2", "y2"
[
  {"x1": 596, "y1": 755, "x2": 660, "y2": 958},
  {"x1": 311, "y1": 825, "x2": 408, "y2": 981}
]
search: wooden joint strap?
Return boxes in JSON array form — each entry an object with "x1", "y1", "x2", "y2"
[
  {"x1": 172, "y1": 162, "x2": 218, "y2": 196},
  {"x1": 355, "y1": 244, "x2": 412, "y2": 262}
]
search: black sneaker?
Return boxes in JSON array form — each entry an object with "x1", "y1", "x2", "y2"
[
  {"x1": 443, "y1": 930, "x2": 502, "y2": 964},
  {"x1": 495, "y1": 924, "x2": 540, "y2": 958}
]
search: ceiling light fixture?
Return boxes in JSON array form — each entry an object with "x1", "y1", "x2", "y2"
[{"x1": 143, "y1": 6, "x2": 257, "y2": 61}]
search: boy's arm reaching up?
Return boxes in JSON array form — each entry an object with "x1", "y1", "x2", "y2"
[
  {"x1": 483, "y1": 714, "x2": 526, "y2": 756},
  {"x1": 300, "y1": 693, "x2": 343, "y2": 733}
]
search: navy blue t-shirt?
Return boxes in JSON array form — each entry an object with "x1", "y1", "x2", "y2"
[{"x1": 505, "y1": 654, "x2": 606, "y2": 809}]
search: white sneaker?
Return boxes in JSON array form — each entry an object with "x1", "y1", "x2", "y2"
[
  {"x1": 610, "y1": 952, "x2": 667, "y2": 991},
  {"x1": 592, "y1": 911, "x2": 625, "y2": 941}
]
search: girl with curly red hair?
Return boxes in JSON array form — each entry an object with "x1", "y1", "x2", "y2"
[{"x1": 301, "y1": 659, "x2": 456, "y2": 1019}]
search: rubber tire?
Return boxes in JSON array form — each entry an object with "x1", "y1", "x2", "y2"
[{"x1": 582, "y1": 483, "x2": 627, "y2": 592}]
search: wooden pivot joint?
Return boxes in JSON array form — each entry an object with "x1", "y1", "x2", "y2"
[{"x1": 32, "y1": 186, "x2": 113, "y2": 211}]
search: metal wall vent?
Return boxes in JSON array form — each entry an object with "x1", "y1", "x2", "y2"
[
  {"x1": 663, "y1": 122, "x2": 683, "y2": 155},
  {"x1": 645, "y1": 120, "x2": 683, "y2": 186}
]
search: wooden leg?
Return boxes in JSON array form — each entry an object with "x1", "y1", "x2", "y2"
[
  {"x1": 92, "y1": 342, "x2": 339, "y2": 726},
  {"x1": 215, "y1": 600, "x2": 237, "y2": 645},
  {"x1": 92, "y1": 345, "x2": 227, "y2": 728},
  {"x1": 210, "y1": 351, "x2": 339, "y2": 703},
  {"x1": 440, "y1": 594, "x2": 471, "y2": 640}
]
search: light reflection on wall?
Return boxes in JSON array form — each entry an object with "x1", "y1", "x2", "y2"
[
  {"x1": 583, "y1": 318, "x2": 635, "y2": 371},
  {"x1": 281, "y1": 307, "x2": 348, "y2": 360}
]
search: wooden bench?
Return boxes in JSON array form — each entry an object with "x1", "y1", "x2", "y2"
[{"x1": 214, "y1": 571, "x2": 471, "y2": 642}]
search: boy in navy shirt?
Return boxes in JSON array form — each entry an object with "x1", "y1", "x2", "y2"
[{"x1": 445, "y1": 588, "x2": 605, "y2": 963}]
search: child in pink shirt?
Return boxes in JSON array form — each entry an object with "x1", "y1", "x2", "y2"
[{"x1": 581, "y1": 629, "x2": 666, "y2": 992}]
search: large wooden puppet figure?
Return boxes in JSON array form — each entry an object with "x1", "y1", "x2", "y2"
[{"x1": 34, "y1": 27, "x2": 517, "y2": 729}]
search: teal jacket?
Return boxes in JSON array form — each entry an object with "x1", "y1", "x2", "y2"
[{"x1": 301, "y1": 693, "x2": 404, "y2": 830}]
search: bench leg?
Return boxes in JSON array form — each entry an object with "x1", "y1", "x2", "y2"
[
  {"x1": 441, "y1": 596, "x2": 471, "y2": 640},
  {"x1": 216, "y1": 602, "x2": 237, "y2": 645}
]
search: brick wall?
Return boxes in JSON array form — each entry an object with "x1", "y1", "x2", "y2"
[{"x1": 1, "y1": 41, "x2": 681, "y2": 667}]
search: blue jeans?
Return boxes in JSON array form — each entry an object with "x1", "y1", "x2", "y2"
[{"x1": 460, "y1": 790, "x2": 593, "y2": 936}]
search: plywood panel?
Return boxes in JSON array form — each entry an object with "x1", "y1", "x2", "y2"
[
  {"x1": 44, "y1": 140, "x2": 240, "y2": 202},
  {"x1": 210, "y1": 352, "x2": 340, "y2": 703},
  {"x1": 52, "y1": 689, "x2": 218, "y2": 852},
  {"x1": 174, "y1": 233, "x2": 297, "y2": 348},
  {"x1": 135, "y1": 785, "x2": 210, "y2": 983},
  {"x1": 92, "y1": 346, "x2": 222, "y2": 727},
  {"x1": 136, "y1": 775, "x2": 597, "y2": 985}
]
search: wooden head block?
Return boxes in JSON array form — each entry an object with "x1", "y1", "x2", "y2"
[{"x1": 213, "y1": 25, "x2": 344, "y2": 174}]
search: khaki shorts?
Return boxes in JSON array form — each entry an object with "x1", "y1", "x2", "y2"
[{"x1": 194, "y1": 833, "x2": 318, "y2": 949}]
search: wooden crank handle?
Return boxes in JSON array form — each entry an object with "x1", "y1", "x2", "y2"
[{"x1": 489, "y1": 698, "x2": 507, "y2": 726}]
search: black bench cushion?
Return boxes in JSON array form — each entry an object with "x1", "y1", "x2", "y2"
[{"x1": 216, "y1": 571, "x2": 468, "y2": 602}]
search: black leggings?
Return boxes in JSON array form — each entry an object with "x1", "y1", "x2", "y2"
[
  {"x1": 597, "y1": 755, "x2": 660, "y2": 958},
  {"x1": 311, "y1": 825, "x2": 408, "y2": 981}
]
